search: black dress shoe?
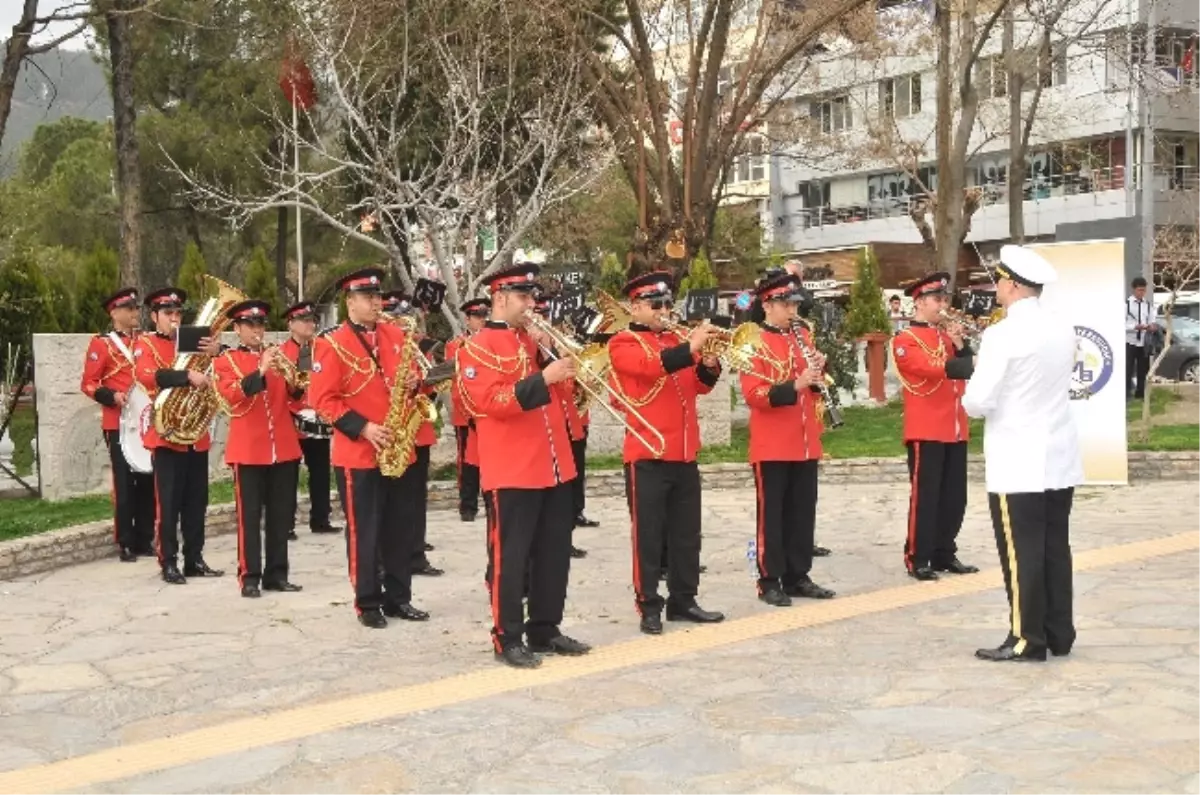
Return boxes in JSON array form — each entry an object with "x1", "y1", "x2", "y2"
[
  {"x1": 383, "y1": 603, "x2": 430, "y2": 621},
  {"x1": 527, "y1": 635, "x2": 592, "y2": 656},
  {"x1": 786, "y1": 580, "x2": 836, "y2": 600},
  {"x1": 759, "y1": 586, "x2": 793, "y2": 607},
  {"x1": 1050, "y1": 647, "x2": 1072, "y2": 657},
  {"x1": 310, "y1": 524, "x2": 342, "y2": 534},
  {"x1": 570, "y1": 546, "x2": 588, "y2": 559},
  {"x1": 286, "y1": 531, "x2": 299, "y2": 541},
  {"x1": 183, "y1": 560, "x2": 224, "y2": 578},
  {"x1": 935, "y1": 557, "x2": 979, "y2": 574},
  {"x1": 666, "y1": 603, "x2": 725, "y2": 623},
  {"x1": 424, "y1": 542, "x2": 435, "y2": 552},
  {"x1": 412, "y1": 563, "x2": 444, "y2": 577},
  {"x1": 640, "y1": 614, "x2": 663, "y2": 635},
  {"x1": 908, "y1": 566, "x2": 938, "y2": 581},
  {"x1": 241, "y1": 584, "x2": 262, "y2": 598},
  {"x1": 496, "y1": 645, "x2": 541, "y2": 668},
  {"x1": 133, "y1": 547, "x2": 156, "y2": 558},
  {"x1": 574, "y1": 514, "x2": 600, "y2": 528},
  {"x1": 813, "y1": 545, "x2": 832, "y2": 557},
  {"x1": 161, "y1": 566, "x2": 186, "y2": 585},
  {"x1": 358, "y1": 609, "x2": 387, "y2": 629},
  {"x1": 262, "y1": 581, "x2": 303, "y2": 592},
  {"x1": 460, "y1": 510, "x2": 478, "y2": 522},
  {"x1": 119, "y1": 547, "x2": 138, "y2": 562},
  {"x1": 975, "y1": 644, "x2": 1046, "y2": 662}
]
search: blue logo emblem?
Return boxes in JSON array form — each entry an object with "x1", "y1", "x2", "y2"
[
  {"x1": 1072, "y1": 325, "x2": 1114, "y2": 399},
  {"x1": 735, "y1": 291, "x2": 752, "y2": 311}
]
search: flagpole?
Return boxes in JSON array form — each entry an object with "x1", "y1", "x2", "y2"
[{"x1": 293, "y1": 98, "x2": 304, "y2": 300}]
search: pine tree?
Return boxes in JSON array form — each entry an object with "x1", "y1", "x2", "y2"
[
  {"x1": 678, "y1": 251, "x2": 718, "y2": 297},
  {"x1": 75, "y1": 242, "x2": 120, "y2": 332},
  {"x1": 176, "y1": 241, "x2": 208, "y2": 311},
  {"x1": 242, "y1": 246, "x2": 282, "y2": 328},
  {"x1": 843, "y1": 247, "x2": 891, "y2": 339},
  {"x1": 0, "y1": 248, "x2": 60, "y2": 376}
]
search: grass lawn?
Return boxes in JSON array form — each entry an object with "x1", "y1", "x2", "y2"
[{"x1": 1, "y1": 392, "x2": 1194, "y2": 542}]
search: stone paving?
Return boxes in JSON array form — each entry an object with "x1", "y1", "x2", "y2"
[{"x1": 0, "y1": 480, "x2": 1196, "y2": 793}]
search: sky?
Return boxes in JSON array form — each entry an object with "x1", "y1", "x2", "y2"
[{"x1": 1, "y1": 1, "x2": 93, "y2": 50}]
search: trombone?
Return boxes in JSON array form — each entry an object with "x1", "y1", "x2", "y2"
[{"x1": 524, "y1": 311, "x2": 667, "y2": 458}]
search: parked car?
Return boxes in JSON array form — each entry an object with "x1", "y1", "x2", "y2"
[
  {"x1": 1158, "y1": 316, "x2": 1200, "y2": 383},
  {"x1": 1156, "y1": 290, "x2": 1199, "y2": 322}
]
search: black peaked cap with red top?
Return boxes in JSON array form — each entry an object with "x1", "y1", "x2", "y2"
[
  {"x1": 226, "y1": 300, "x2": 271, "y2": 322},
  {"x1": 337, "y1": 267, "x2": 385, "y2": 294},
  {"x1": 460, "y1": 297, "x2": 491, "y2": 315},
  {"x1": 755, "y1": 272, "x2": 805, "y2": 302},
  {"x1": 284, "y1": 301, "x2": 316, "y2": 320},
  {"x1": 621, "y1": 271, "x2": 674, "y2": 300},
  {"x1": 144, "y1": 287, "x2": 186, "y2": 310},
  {"x1": 904, "y1": 271, "x2": 952, "y2": 299},
  {"x1": 102, "y1": 287, "x2": 139, "y2": 312},
  {"x1": 482, "y1": 262, "x2": 541, "y2": 294}
]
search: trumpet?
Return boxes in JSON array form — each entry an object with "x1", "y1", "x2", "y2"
[
  {"x1": 265, "y1": 346, "x2": 309, "y2": 391},
  {"x1": 524, "y1": 311, "x2": 667, "y2": 458},
  {"x1": 660, "y1": 315, "x2": 735, "y2": 359},
  {"x1": 938, "y1": 308, "x2": 994, "y2": 344}
]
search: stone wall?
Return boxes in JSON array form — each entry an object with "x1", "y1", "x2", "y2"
[{"x1": 2, "y1": 451, "x2": 1194, "y2": 581}]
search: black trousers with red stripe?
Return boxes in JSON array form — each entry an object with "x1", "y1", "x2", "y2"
[
  {"x1": 334, "y1": 466, "x2": 415, "y2": 613},
  {"x1": 485, "y1": 484, "x2": 573, "y2": 650},
  {"x1": 299, "y1": 437, "x2": 332, "y2": 529},
  {"x1": 570, "y1": 431, "x2": 588, "y2": 517},
  {"x1": 455, "y1": 425, "x2": 480, "y2": 515},
  {"x1": 104, "y1": 430, "x2": 155, "y2": 552},
  {"x1": 403, "y1": 445, "x2": 432, "y2": 568},
  {"x1": 153, "y1": 447, "x2": 209, "y2": 569},
  {"x1": 625, "y1": 460, "x2": 702, "y2": 614},
  {"x1": 234, "y1": 461, "x2": 298, "y2": 588},
  {"x1": 988, "y1": 489, "x2": 1075, "y2": 653},
  {"x1": 904, "y1": 440, "x2": 968, "y2": 570},
  {"x1": 752, "y1": 460, "x2": 819, "y2": 589}
]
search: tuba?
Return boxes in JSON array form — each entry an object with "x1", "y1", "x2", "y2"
[{"x1": 153, "y1": 276, "x2": 246, "y2": 445}]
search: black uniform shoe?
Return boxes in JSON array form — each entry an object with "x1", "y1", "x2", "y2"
[
  {"x1": 310, "y1": 524, "x2": 342, "y2": 534},
  {"x1": 975, "y1": 644, "x2": 1046, "y2": 662},
  {"x1": 785, "y1": 580, "x2": 836, "y2": 600},
  {"x1": 528, "y1": 635, "x2": 592, "y2": 656},
  {"x1": 570, "y1": 546, "x2": 588, "y2": 559},
  {"x1": 758, "y1": 586, "x2": 792, "y2": 607},
  {"x1": 183, "y1": 560, "x2": 224, "y2": 578},
  {"x1": 496, "y1": 645, "x2": 542, "y2": 669},
  {"x1": 460, "y1": 510, "x2": 477, "y2": 522},
  {"x1": 813, "y1": 545, "x2": 832, "y2": 557},
  {"x1": 241, "y1": 585, "x2": 262, "y2": 598},
  {"x1": 383, "y1": 603, "x2": 430, "y2": 621},
  {"x1": 412, "y1": 563, "x2": 444, "y2": 577},
  {"x1": 262, "y1": 581, "x2": 303, "y2": 592},
  {"x1": 424, "y1": 542, "x2": 435, "y2": 552},
  {"x1": 119, "y1": 547, "x2": 138, "y2": 562},
  {"x1": 908, "y1": 566, "x2": 938, "y2": 581},
  {"x1": 358, "y1": 609, "x2": 387, "y2": 629},
  {"x1": 286, "y1": 531, "x2": 299, "y2": 541},
  {"x1": 161, "y1": 566, "x2": 186, "y2": 585},
  {"x1": 934, "y1": 557, "x2": 979, "y2": 574},
  {"x1": 1050, "y1": 646, "x2": 1073, "y2": 657},
  {"x1": 666, "y1": 603, "x2": 725, "y2": 623},
  {"x1": 640, "y1": 613, "x2": 663, "y2": 635},
  {"x1": 574, "y1": 514, "x2": 600, "y2": 528},
  {"x1": 133, "y1": 546, "x2": 156, "y2": 558}
]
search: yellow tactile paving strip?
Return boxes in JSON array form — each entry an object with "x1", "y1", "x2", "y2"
[{"x1": 2, "y1": 531, "x2": 1196, "y2": 794}]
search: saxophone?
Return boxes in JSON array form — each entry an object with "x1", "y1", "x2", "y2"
[{"x1": 377, "y1": 316, "x2": 437, "y2": 478}]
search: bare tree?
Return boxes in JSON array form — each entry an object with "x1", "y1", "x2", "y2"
[
  {"x1": 169, "y1": 0, "x2": 607, "y2": 331},
  {"x1": 99, "y1": 0, "x2": 145, "y2": 288}
]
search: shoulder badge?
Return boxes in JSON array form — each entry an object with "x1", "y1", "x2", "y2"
[
  {"x1": 895, "y1": 346, "x2": 906, "y2": 357},
  {"x1": 463, "y1": 366, "x2": 476, "y2": 380},
  {"x1": 88, "y1": 350, "x2": 99, "y2": 361}
]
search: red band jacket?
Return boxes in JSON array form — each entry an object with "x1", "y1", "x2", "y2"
[
  {"x1": 444, "y1": 334, "x2": 470, "y2": 428},
  {"x1": 607, "y1": 323, "x2": 721, "y2": 464},
  {"x1": 891, "y1": 322, "x2": 975, "y2": 443},
  {"x1": 213, "y1": 347, "x2": 302, "y2": 466},
  {"x1": 132, "y1": 332, "x2": 212, "y2": 452},
  {"x1": 308, "y1": 320, "x2": 419, "y2": 470},
  {"x1": 456, "y1": 321, "x2": 577, "y2": 491},
  {"x1": 80, "y1": 331, "x2": 137, "y2": 432},
  {"x1": 740, "y1": 324, "x2": 825, "y2": 463}
]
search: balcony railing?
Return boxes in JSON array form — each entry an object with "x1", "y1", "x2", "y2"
[{"x1": 792, "y1": 166, "x2": 1198, "y2": 229}]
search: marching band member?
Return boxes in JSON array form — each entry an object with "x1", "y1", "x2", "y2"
[
  {"x1": 963, "y1": 246, "x2": 1082, "y2": 662},
  {"x1": 308, "y1": 268, "x2": 429, "y2": 628},
  {"x1": 213, "y1": 300, "x2": 304, "y2": 598},
  {"x1": 740, "y1": 273, "x2": 835, "y2": 606},
  {"x1": 80, "y1": 287, "x2": 155, "y2": 562},
  {"x1": 891, "y1": 272, "x2": 978, "y2": 581},
  {"x1": 407, "y1": 332, "x2": 444, "y2": 577},
  {"x1": 133, "y1": 287, "x2": 225, "y2": 584},
  {"x1": 279, "y1": 301, "x2": 340, "y2": 538},
  {"x1": 457, "y1": 262, "x2": 591, "y2": 669},
  {"x1": 444, "y1": 298, "x2": 489, "y2": 522},
  {"x1": 609, "y1": 271, "x2": 725, "y2": 635}
]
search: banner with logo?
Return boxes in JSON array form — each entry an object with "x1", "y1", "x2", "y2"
[{"x1": 1032, "y1": 239, "x2": 1127, "y2": 485}]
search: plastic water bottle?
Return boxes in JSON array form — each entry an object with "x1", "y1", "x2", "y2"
[{"x1": 745, "y1": 540, "x2": 758, "y2": 577}]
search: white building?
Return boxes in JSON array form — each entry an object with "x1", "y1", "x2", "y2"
[{"x1": 768, "y1": 0, "x2": 1198, "y2": 269}]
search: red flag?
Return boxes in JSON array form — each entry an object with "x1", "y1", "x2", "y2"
[
  {"x1": 280, "y1": 43, "x2": 317, "y2": 110},
  {"x1": 1182, "y1": 44, "x2": 1194, "y2": 74}
]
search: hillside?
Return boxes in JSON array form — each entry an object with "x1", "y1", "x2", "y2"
[{"x1": 1, "y1": 47, "x2": 111, "y2": 176}]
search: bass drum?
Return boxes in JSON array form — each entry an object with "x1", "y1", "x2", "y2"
[{"x1": 120, "y1": 386, "x2": 154, "y2": 474}]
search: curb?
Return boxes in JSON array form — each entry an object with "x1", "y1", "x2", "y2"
[{"x1": 1, "y1": 451, "x2": 1195, "y2": 581}]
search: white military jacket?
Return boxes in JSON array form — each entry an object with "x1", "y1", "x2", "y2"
[{"x1": 962, "y1": 297, "x2": 1084, "y2": 494}]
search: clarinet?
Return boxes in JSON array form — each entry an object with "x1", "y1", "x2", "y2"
[{"x1": 789, "y1": 319, "x2": 844, "y2": 429}]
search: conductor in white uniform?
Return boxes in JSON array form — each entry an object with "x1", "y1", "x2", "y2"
[{"x1": 962, "y1": 245, "x2": 1084, "y2": 663}]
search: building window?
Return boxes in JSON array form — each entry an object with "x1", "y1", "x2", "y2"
[
  {"x1": 879, "y1": 74, "x2": 922, "y2": 118},
  {"x1": 811, "y1": 94, "x2": 853, "y2": 133},
  {"x1": 978, "y1": 46, "x2": 1067, "y2": 99},
  {"x1": 730, "y1": 135, "x2": 766, "y2": 184},
  {"x1": 977, "y1": 56, "x2": 1008, "y2": 99},
  {"x1": 1038, "y1": 43, "x2": 1069, "y2": 88}
]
